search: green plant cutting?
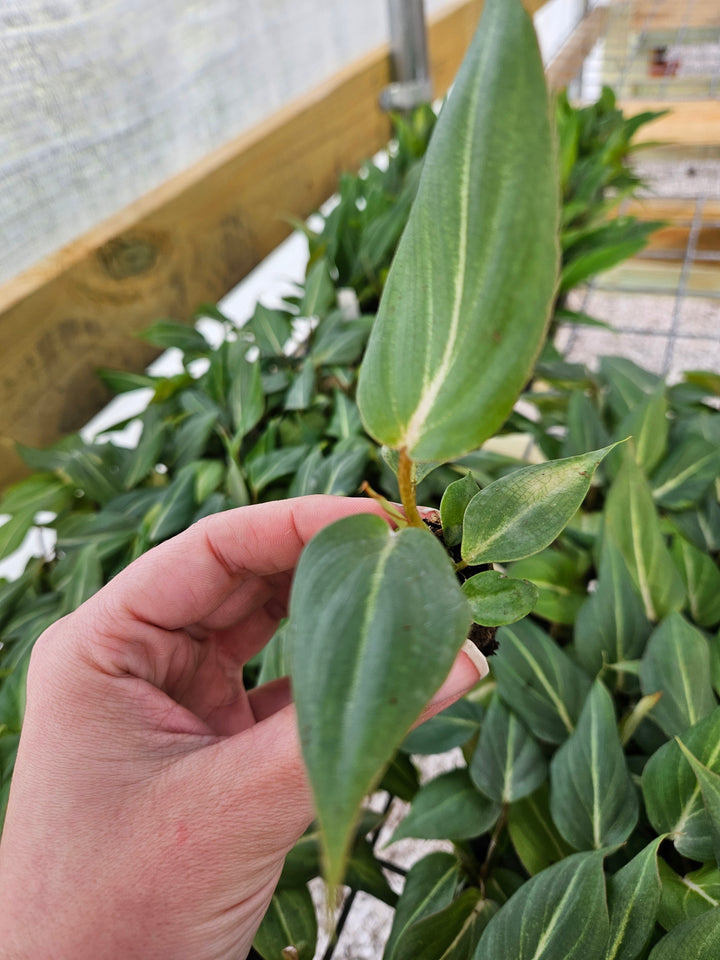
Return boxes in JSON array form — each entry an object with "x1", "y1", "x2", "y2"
[{"x1": 3, "y1": 0, "x2": 720, "y2": 957}]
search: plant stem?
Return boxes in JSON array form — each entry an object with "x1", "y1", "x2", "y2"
[
  {"x1": 397, "y1": 448, "x2": 424, "y2": 528},
  {"x1": 480, "y1": 803, "x2": 509, "y2": 885}
]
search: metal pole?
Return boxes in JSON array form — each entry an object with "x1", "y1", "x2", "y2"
[{"x1": 380, "y1": 0, "x2": 433, "y2": 111}]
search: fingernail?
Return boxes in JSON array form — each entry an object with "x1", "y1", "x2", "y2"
[{"x1": 460, "y1": 639, "x2": 490, "y2": 679}]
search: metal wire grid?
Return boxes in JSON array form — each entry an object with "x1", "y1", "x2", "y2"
[{"x1": 579, "y1": 0, "x2": 720, "y2": 103}]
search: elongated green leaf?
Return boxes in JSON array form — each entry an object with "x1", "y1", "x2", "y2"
[
  {"x1": 562, "y1": 391, "x2": 611, "y2": 460},
  {"x1": 289, "y1": 515, "x2": 470, "y2": 887},
  {"x1": 61, "y1": 543, "x2": 103, "y2": 613},
  {"x1": 550, "y1": 680, "x2": 638, "y2": 850},
  {"x1": 246, "y1": 446, "x2": 310, "y2": 494},
  {"x1": 473, "y1": 851, "x2": 609, "y2": 960},
  {"x1": 0, "y1": 473, "x2": 72, "y2": 517},
  {"x1": 604, "y1": 837, "x2": 663, "y2": 960},
  {"x1": 300, "y1": 260, "x2": 335, "y2": 318},
  {"x1": 123, "y1": 405, "x2": 166, "y2": 488},
  {"x1": 671, "y1": 537, "x2": 720, "y2": 628},
  {"x1": 461, "y1": 445, "x2": 616, "y2": 564},
  {"x1": 669, "y1": 493, "x2": 720, "y2": 554},
  {"x1": 228, "y1": 351, "x2": 264, "y2": 440},
  {"x1": 395, "y1": 889, "x2": 497, "y2": 960},
  {"x1": 147, "y1": 465, "x2": 198, "y2": 543},
  {"x1": 575, "y1": 540, "x2": 652, "y2": 677},
  {"x1": 471, "y1": 696, "x2": 547, "y2": 803},
  {"x1": 642, "y1": 708, "x2": 720, "y2": 862},
  {"x1": 462, "y1": 571, "x2": 538, "y2": 627},
  {"x1": 658, "y1": 861, "x2": 720, "y2": 930},
  {"x1": 609, "y1": 389, "x2": 668, "y2": 476},
  {"x1": 493, "y1": 619, "x2": 591, "y2": 744},
  {"x1": 252, "y1": 886, "x2": 317, "y2": 960},
  {"x1": 639, "y1": 614, "x2": 716, "y2": 738},
  {"x1": 604, "y1": 449, "x2": 686, "y2": 621},
  {"x1": 651, "y1": 435, "x2": 720, "y2": 511},
  {"x1": 357, "y1": 0, "x2": 558, "y2": 461},
  {"x1": 284, "y1": 363, "x2": 315, "y2": 412},
  {"x1": 390, "y1": 768, "x2": 500, "y2": 843},
  {"x1": 508, "y1": 783, "x2": 574, "y2": 876},
  {"x1": 250, "y1": 304, "x2": 291, "y2": 357},
  {"x1": 509, "y1": 549, "x2": 587, "y2": 625},
  {"x1": 0, "y1": 509, "x2": 36, "y2": 559},
  {"x1": 328, "y1": 390, "x2": 362, "y2": 440},
  {"x1": 137, "y1": 319, "x2": 210, "y2": 354},
  {"x1": 600, "y1": 357, "x2": 662, "y2": 423},
  {"x1": 312, "y1": 316, "x2": 373, "y2": 366},
  {"x1": 440, "y1": 473, "x2": 480, "y2": 548},
  {"x1": 648, "y1": 907, "x2": 720, "y2": 960},
  {"x1": 97, "y1": 368, "x2": 156, "y2": 394},
  {"x1": 384, "y1": 852, "x2": 460, "y2": 960},
  {"x1": 401, "y1": 698, "x2": 484, "y2": 755},
  {"x1": 676, "y1": 739, "x2": 720, "y2": 866}
]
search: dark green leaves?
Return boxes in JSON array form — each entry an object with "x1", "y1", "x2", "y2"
[
  {"x1": 471, "y1": 696, "x2": 547, "y2": 803},
  {"x1": 605, "y1": 838, "x2": 663, "y2": 960},
  {"x1": 462, "y1": 571, "x2": 538, "y2": 627},
  {"x1": 289, "y1": 515, "x2": 470, "y2": 887},
  {"x1": 549, "y1": 680, "x2": 638, "y2": 850},
  {"x1": 357, "y1": 0, "x2": 558, "y2": 461},
  {"x1": 474, "y1": 852, "x2": 609, "y2": 959},
  {"x1": 384, "y1": 852, "x2": 460, "y2": 960},
  {"x1": 461, "y1": 445, "x2": 616, "y2": 564},
  {"x1": 252, "y1": 886, "x2": 317, "y2": 960},
  {"x1": 390, "y1": 769, "x2": 500, "y2": 842}
]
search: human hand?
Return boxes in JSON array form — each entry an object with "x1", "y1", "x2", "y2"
[{"x1": 0, "y1": 496, "x2": 486, "y2": 960}]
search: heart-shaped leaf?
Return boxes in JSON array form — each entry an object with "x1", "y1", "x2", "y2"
[
  {"x1": 462, "y1": 571, "x2": 538, "y2": 626},
  {"x1": 356, "y1": 0, "x2": 558, "y2": 462},
  {"x1": 461, "y1": 445, "x2": 617, "y2": 565},
  {"x1": 289, "y1": 514, "x2": 470, "y2": 888}
]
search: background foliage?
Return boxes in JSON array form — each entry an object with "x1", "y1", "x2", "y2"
[{"x1": 2, "y1": 70, "x2": 719, "y2": 958}]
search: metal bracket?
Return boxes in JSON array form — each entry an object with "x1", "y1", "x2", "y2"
[{"x1": 380, "y1": 0, "x2": 433, "y2": 111}]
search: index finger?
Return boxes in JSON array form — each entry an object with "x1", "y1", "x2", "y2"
[{"x1": 92, "y1": 495, "x2": 390, "y2": 632}]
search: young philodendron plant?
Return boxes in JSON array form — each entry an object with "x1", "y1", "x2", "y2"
[{"x1": 286, "y1": 0, "x2": 616, "y2": 893}]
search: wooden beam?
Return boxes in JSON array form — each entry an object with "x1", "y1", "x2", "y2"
[{"x1": 0, "y1": 0, "x2": 551, "y2": 490}]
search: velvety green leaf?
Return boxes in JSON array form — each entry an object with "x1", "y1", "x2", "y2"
[
  {"x1": 0, "y1": 473, "x2": 72, "y2": 517},
  {"x1": 473, "y1": 851, "x2": 609, "y2": 959},
  {"x1": 357, "y1": 0, "x2": 558, "y2": 462},
  {"x1": 172, "y1": 411, "x2": 218, "y2": 469},
  {"x1": 147, "y1": 465, "x2": 198, "y2": 542},
  {"x1": 440, "y1": 474, "x2": 480, "y2": 548},
  {"x1": 676, "y1": 739, "x2": 720, "y2": 866},
  {"x1": 484, "y1": 868, "x2": 525, "y2": 906},
  {"x1": 651, "y1": 436, "x2": 720, "y2": 511},
  {"x1": 509, "y1": 550, "x2": 586, "y2": 625},
  {"x1": 685, "y1": 370, "x2": 720, "y2": 396},
  {"x1": 668, "y1": 493, "x2": 720, "y2": 554},
  {"x1": 250, "y1": 304, "x2": 291, "y2": 357},
  {"x1": 562, "y1": 391, "x2": 611, "y2": 460},
  {"x1": 246, "y1": 446, "x2": 310, "y2": 494},
  {"x1": 394, "y1": 889, "x2": 497, "y2": 960},
  {"x1": 647, "y1": 907, "x2": 720, "y2": 960},
  {"x1": 137, "y1": 319, "x2": 210, "y2": 354},
  {"x1": 96, "y1": 368, "x2": 156, "y2": 394},
  {"x1": 493, "y1": 618, "x2": 592, "y2": 744},
  {"x1": 318, "y1": 438, "x2": 369, "y2": 496},
  {"x1": 390, "y1": 768, "x2": 500, "y2": 843},
  {"x1": 609, "y1": 389, "x2": 668, "y2": 476},
  {"x1": 657, "y1": 861, "x2": 720, "y2": 930},
  {"x1": 289, "y1": 515, "x2": 471, "y2": 887},
  {"x1": 401, "y1": 698, "x2": 484, "y2": 755},
  {"x1": 123, "y1": 405, "x2": 166, "y2": 487},
  {"x1": 639, "y1": 614, "x2": 716, "y2": 738},
  {"x1": 252, "y1": 885, "x2": 317, "y2": 960},
  {"x1": 604, "y1": 448, "x2": 685, "y2": 621},
  {"x1": 600, "y1": 357, "x2": 662, "y2": 423},
  {"x1": 346, "y1": 837, "x2": 397, "y2": 906},
  {"x1": 671, "y1": 537, "x2": 720, "y2": 628},
  {"x1": 0, "y1": 509, "x2": 36, "y2": 559},
  {"x1": 471, "y1": 695, "x2": 547, "y2": 803},
  {"x1": 461, "y1": 571, "x2": 537, "y2": 627},
  {"x1": 328, "y1": 390, "x2": 362, "y2": 440},
  {"x1": 604, "y1": 837, "x2": 663, "y2": 960},
  {"x1": 508, "y1": 783, "x2": 576, "y2": 875},
  {"x1": 312, "y1": 316, "x2": 373, "y2": 366},
  {"x1": 284, "y1": 363, "x2": 315, "y2": 411},
  {"x1": 226, "y1": 459, "x2": 250, "y2": 507},
  {"x1": 61, "y1": 543, "x2": 102, "y2": 613},
  {"x1": 228, "y1": 351, "x2": 264, "y2": 440},
  {"x1": 461, "y1": 445, "x2": 616, "y2": 564},
  {"x1": 193, "y1": 460, "x2": 225, "y2": 504},
  {"x1": 642, "y1": 707, "x2": 720, "y2": 862},
  {"x1": 550, "y1": 680, "x2": 638, "y2": 850},
  {"x1": 378, "y1": 752, "x2": 420, "y2": 803},
  {"x1": 575, "y1": 540, "x2": 652, "y2": 677},
  {"x1": 384, "y1": 852, "x2": 460, "y2": 960},
  {"x1": 300, "y1": 260, "x2": 335, "y2": 318}
]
